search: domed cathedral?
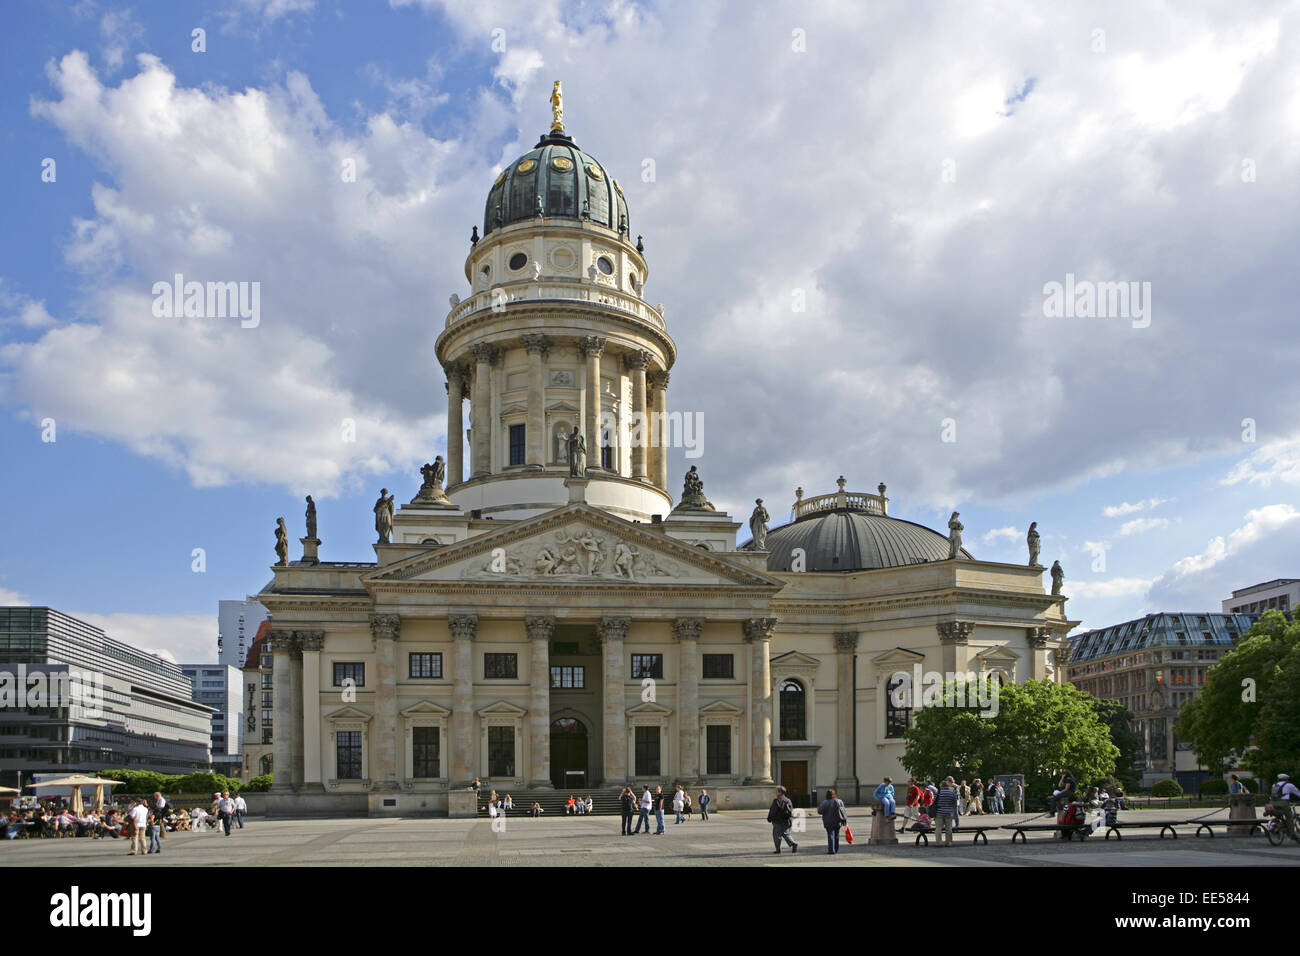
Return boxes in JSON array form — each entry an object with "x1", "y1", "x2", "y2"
[{"x1": 255, "y1": 88, "x2": 1076, "y2": 818}]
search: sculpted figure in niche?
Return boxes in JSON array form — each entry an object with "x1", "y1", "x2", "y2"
[{"x1": 566, "y1": 426, "x2": 587, "y2": 477}]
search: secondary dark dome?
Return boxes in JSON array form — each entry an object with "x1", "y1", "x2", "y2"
[
  {"x1": 762, "y1": 508, "x2": 973, "y2": 572},
  {"x1": 483, "y1": 130, "x2": 629, "y2": 238}
]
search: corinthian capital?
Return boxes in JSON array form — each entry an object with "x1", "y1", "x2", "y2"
[
  {"x1": 266, "y1": 628, "x2": 297, "y2": 653},
  {"x1": 834, "y1": 631, "x2": 860, "y2": 652},
  {"x1": 598, "y1": 616, "x2": 631, "y2": 642},
  {"x1": 648, "y1": 370, "x2": 670, "y2": 391},
  {"x1": 521, "y1": 333, "x2": 550, "y2": 356},
  {"x1": 525, "y1": 615, "x2": 556, "y2": 641},
  {"x1": 743, "y1": 617, "x2": 777, "y2": 642},
  {"x1": 469, "y1": 342, "x2": 499, "y2": 365},
  {"x1": 622, "y1": 349, "x2": 652, "y2": 372},
  {"x1": 579, "y1": 335, "x2": 606, "y2": 358},
  {"x1": 673, "y1": 618, "x2": 704, "y2": 642},
  {"x1": 296, "y1": 629, "x2": 326, "y2": 651},
  {"x1": 369, "y1": 614, "x2": 401, "y2": 643},
  {"x1": 448, "y1": 613, "x2": 478, "y2": 641},
  {"x1": 1026, "y1": 625, "x2": 1049, "y2": 648},
  {"x1": 937, "y1": 621, "x2": 974, "y2": 645}
]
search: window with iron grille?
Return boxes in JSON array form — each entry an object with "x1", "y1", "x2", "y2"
[
  {"x1": 702, "y1": 654, "x2": 734, "y2": 679},
  {"x1": 779, "y1": 679, "x2": 806, "y2": 741},
  {"x1": 550, "y1": 665, "x2": 585, "y2": 689},
  {"x1": 631, "y1": 654, "x2": 663, "y2": 680},
  {"x1": 409, "y1": 653, "x2": 443, "y2": 679},
  {"x1": 484, "y1": 653, "x2": 518, "y2": 679},
  {"x1": 884, "y1": 674, "x2": 910, "y2": 738},
  {"x1": 336, "y1": 731, "x2": 362, "y2": 779},
  {"x1": 413, "y1": 726, "x2": 440, "y2": 777}
]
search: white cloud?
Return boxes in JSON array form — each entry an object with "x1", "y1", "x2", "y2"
[
  {"x1": 1068, "y1": 577, "x2": 1155, "y2": 600},
  {"x1": 1119, "y1": 516, "x2": 1170, "y2": 536},
  {"x1": 983, "y1": 525, "x2": 1020, "y2": 543},
  {"x1": 1148, "y1": 504, "x2": 1300, "y2": 606},
  {"x1": 0, "y1": 586, "x2": 31, "y2": 606},
  {"x1": 98, "y1": 9, "x2": 142, "y2": 71},
  {"x1": 1222, "y1": 436, "x2": 1300, "y2": 487},
  {"x1": 70, "y1": 611, "x2": 216, "y2": 664},
  {"x1": 1103, "y1": 497, "x2": 1171, "y2": 518}
]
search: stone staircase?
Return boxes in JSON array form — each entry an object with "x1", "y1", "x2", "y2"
[{"x1": 474, "y1": 785, "x2": 682, "y2": 817}]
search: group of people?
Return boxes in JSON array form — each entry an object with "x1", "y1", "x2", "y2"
[
  {"x1": 483, "y1": 791, "x2": 514, "y2": 817},
  {"x1": 564, "y1": 794, "x2": 593, "y2": 815},
  {"x1": 3, "y1": 790, "x2": 248, "y2": 852},
  {"x1": 766, "y1": 785, "x2": 849, "y2": 855},
  {"x1": 619, "y1": 785, "x2": 712, "y2": 834}
]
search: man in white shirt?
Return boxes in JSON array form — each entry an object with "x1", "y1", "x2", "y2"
[
  {"x1": 218, "y1": 791, "x2": 236, "y2": 836},
  {"x1": 673, "y1": 786, "x2": 685, "y2": 824},
  {"x1": 127, "y1": 799, "x2": 149, "y2": 856},
  {"x1": 634, "y1": 785, "x2": 652, "y2": 834},
  {"x1": 234, "y1": 793, "x2": 248, "y2": 828}
]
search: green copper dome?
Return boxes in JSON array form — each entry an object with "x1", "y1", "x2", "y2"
[{"x1": 483, "y1": 130, "x2": 629, "y2": 238}]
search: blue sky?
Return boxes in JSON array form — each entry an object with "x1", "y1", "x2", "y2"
[{"x1": 1, "y1": 0, "x2": 1298, "y2": 661}]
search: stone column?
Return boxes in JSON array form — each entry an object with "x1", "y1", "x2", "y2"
[
  {"x1": 469, "y1": 343, "x2": 496, "y2": 476},
  {"x1": 648, "y1": 370, "x2": 670, "y2": 491},
  {"x1": 599, "y1": 616, "x2": 631, "y2": 784},
  {"x1": 938, "y1": 621, "x2": 974, "y2": 675},
  {"x1": 370, "y1": 614, "x2": 401, "y2": 790},
  {"x1": 744, "y1": 617, "x2": 776, "y2": 784},
  {"x1": 445, "y1": 364, "x2": 466, "y2": 487},
  {"x1": 521, "y1": 334, "x2": 548, "y2": 469},
  {"x1": 674, "y1": 618, "x2": 703, "y2": 783},
  {"x1": 624, "y1": 350, "x2": 651, "y2": 480},
  {"x1": 1026, "y1": 626, "x2": 1049, "y2": 681},
  {"x1": 289, "y1": 640, "x2": 304, "y2": 790},
  {"x1": 833, "y1": 631, "x2": 859, "y2": 792},
  {"x1": 526, "y1": 616, "x2": 555, "y2": 787},
  {"x1": 449, "y1": 614, "x2": 478, "y2": 785},
  {"x1": 268, "y1": 629, "x2": 296, "y2": 792},
  {"x1": 297, "y1": 630, "x2": 324, "y2": 789},
  {"x1": 580, "y1": 336, "x2": 606, "y2": 472}
]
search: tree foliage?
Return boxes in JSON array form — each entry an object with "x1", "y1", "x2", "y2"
[
  {"x1": 901, "y1": 678, "x2": 1119, "y2": 803},
  {"x1": 1089, "y1": 697, "x2": 1142, "y2": 790},
  {"x1": 243, "y1": 773, "x2": 273, "y2": 792}
]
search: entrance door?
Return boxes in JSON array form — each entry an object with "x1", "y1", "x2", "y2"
[
  {"x1": 550, "y1": 717, "x2": 589, "y2": 789},
  {"x1": 780, "y1": 760, "x2": 809, "y2": 808}
]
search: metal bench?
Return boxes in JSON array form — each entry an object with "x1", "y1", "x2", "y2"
[
  {"x1": 1002, "y1": 822, "x2": 1089, "y2": 844},
  {"x1": 913, "y1": 824, "x2": 999, "y2": 846},
  {"x1": 1103, "y1": 820, "x2": 1182, "y2": 840},
  {"x1": 1190, "y1": 819, "x2": 1265, "y2": 838}
]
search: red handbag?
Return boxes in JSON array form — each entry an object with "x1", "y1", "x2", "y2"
[{"x1": 844, "y1": 825, "x2": 854, "y2": 844}]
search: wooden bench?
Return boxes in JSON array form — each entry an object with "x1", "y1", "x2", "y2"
[
  {"x1": 913, "y1": 824, "x2": 1000, "y2": 846},
  {"x1": 1102, "y1": 820, "x2": 1182, "y2": 840},
  {"x1": 1190, "y1": 819, "x2": 1265, "y2": 838}
]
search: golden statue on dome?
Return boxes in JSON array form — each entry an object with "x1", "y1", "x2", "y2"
[{"x1": 550, "y1": 80, "x2": 564, "y2": 132}]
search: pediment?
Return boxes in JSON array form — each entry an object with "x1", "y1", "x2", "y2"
[
  {"x1": 872, "y1": 647, "x2": 927, "y2": 669},
  {"x1": 400, "y1": 700, "x2": 451, "y2": 719},
  {"x1": 771, "y1": 650, "x2": 821, "y2": 669},
  {"x1": 325, "y1": 705, "x2": 372, "y2": 722},
  {"x1": 477, "y1": 699, "x2": 527, "y2": 717},
  {"x1": 699, "y1": 700, "x2": 744, "y2": 716},
  {"x1": 627, "y1": 700, "x2": 672, "y2": 717},
  {"x1": 974, "y1": 646, "x2": 1020, "y2": 664},
  {"x1": 363, "y1": 503, "x2": 783, "y2": 590},
  {"x1": 545, "y1": 400, "x2": 581, "y2": 413}
]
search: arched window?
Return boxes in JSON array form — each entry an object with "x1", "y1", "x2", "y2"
[
  {"x1": 779, "y1": 679, "x2": 806, "y2": 741},
  {"x1": 600, "y1": 427, "x2": 612, "y2": 470}
]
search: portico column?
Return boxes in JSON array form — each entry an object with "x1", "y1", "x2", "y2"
[
  {"x1": 599, "y1": 616, "x2": 631, "y2": 784},
  {"x1": 580, "y1": 336, "x2": 606, "y2": 472},
  {"x1": 289, "y1": 640, "x2": 304, "y2": 789},
  {"x1": 674, "y1": 618, "x2": 703, "y2": 783},
  {"x1": 268, "y1": 629, "x2": 296, "y2": 792},
  {"x1": 625, "y1": 350, "x2": 651, "y2": 480},
  {"x1": 744, "y1": 617, "x2": 776, "y2": 784},
  {"x1": 648, "y1": 370, "x2": 670, "y2": 491},
  {"x1": 469, "y1": 343, "x2": 497, "y2": 476},
  {"x1": 370, "y1": 614, "x2": 401, "y2": 790},
  {"x1": 297, "y1": 630, "x2": 324, "y2": 789},
  {"x1": 1026, "y1": 626, "x2": 1049, "y2": 680},
  {"x1": 833, "y1": 631, "x2": 859, "y2": 792},
  {"x1": 526, "y1": 616, "x2": 555, "y2": 787},
  {"x1": 449, "y1": 614, "x2": 478, "y2": 785},
  {"x1": 445, "y1": 365, "x2": 466, "y2": 487},
  {"x1": 937, "y1": 621, "x2": 974, "y2": 675},
  {"x1": 522, "y1": 335, "x2": 548, "y2": 469}
]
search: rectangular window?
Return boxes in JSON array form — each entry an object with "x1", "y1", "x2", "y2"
[
  {"x1": 336, "y1": 730, "x2": 362, "y2": 779},
  {"x1": 333, "y1": 662, "x2": 365, "y2": 687},
  {"x1": 488, "y1": 726, "x2": 515, "y2": 777},
  {"x1": 634, "y1": 725, "x2": 660, "y2": 776},
  {"x1": 484, "y1": 653, "x2": 518, "y2": 680},
  {"x1": 884, "y1": 674, "x2": 910, "y2": 738},
  {"x1": 409, "y1": 653, "x2": 443, "y2": 679},
  {"x1": 509, "y1": 424, "x2": 526, "y2": 466},
  {"x1": 705, "y1": 724, "x2": 731, "y2": 775},
  {"x1": 702, "y1": 654, "x2": 734, "y2": 679},
  {"x1": 600, "y1": 429, "x2": 612, "y2": 470},
  {"x1": 631, "y1": 654, "x2": 663, "y2": 680},
  {"x1": 413, "y1": 726, "x2": 440, "y2": 778},
  {"x1": 550, "y1": 665, "x2": 585, "y2": 689}
]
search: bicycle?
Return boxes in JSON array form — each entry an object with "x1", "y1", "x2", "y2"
[{"x1": 1264, "y1": 803, "x2": 1300, "y2": 846}]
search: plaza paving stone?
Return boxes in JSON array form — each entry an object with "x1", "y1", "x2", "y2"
[{"x1": 2, "y1": 809, "x2": 1293, "y2": 867}]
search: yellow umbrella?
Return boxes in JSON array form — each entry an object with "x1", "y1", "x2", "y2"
[
  {"x1": 30, "y1": 775, "x2": 123, "y2": 812},
  {"x1": 70, "y1": 786, "x2": 84, "y2": 816}
]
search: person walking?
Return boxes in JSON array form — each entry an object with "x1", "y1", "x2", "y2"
[
  {"x1": 767, "y1": 785, "x2": 799, "y2": 854},
  {"x1": 218, "y1": 792, "x2": 235, "y2": 836},
  {"x1": 635, "y1": 785, "x2": 652, "y2": 834},
  {"x1": 900, "y1": 777, "x2": 923, "y2": 832},
  {"x1": 653, "y1": 786, "x2": 666, "y2": 834},
  {"x1": 933, "y1": 777, "x2": 959, "y2": 846},
  {"x1": 698, "y1": 789, "x2": 711, "y2": 821},
  {"x1": 958, "y1": 779, "x2": 971, "y2": 815},
  {"x1": 818, "y1": 787, "x2": 847, "y2": 855},
  {"x1": 619, "y1": 787, "x2": 635, "y2": 835},
  {"x1": 127, "y1": 799, "x2": 148, "y2": 856},
  {"x1": 234, "y1": 792, "x2": 247, "y2": 828},
  {"x1": 673, "y1": 785, "x2": 686, "y2": 824}
]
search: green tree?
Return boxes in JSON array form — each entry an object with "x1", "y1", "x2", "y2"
[
  {"x1": 1089, "y1": 697, "x2": 1142, "y2": 790},
  {"x1": 1174, "y1": 610, "x2": 1300, "y2": 777},
  {"x1": 243, "y1": 773, "x2": 273, "y2": 792},
  {"x1": 901, "y1": 678, "x2": 1119, "y2": 805}
]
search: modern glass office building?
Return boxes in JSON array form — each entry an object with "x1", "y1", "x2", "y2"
[{"x1": 0, "y1": 607, "x2": 213, "y2": 786}]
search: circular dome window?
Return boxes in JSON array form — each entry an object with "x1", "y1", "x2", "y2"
[
  {"x1": 596, "y1": 256, "x2": 614, "y2": 275},
  {"x1": 509, "y1": 252, "x2": 528, "y2": 271}
]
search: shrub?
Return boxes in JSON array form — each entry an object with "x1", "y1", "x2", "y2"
[
  {"x1": 1151, "y1": 779, "x2": 1183, "y2": 797},
  {"x1": 243, "y1": 773, "x2": 273, "y2": 792},
  {"x1": 1199, "y1": 778, "x2": 1229, "y2": 795}
]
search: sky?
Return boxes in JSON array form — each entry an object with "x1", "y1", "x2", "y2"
[{"x1": 1, "y1": 0, "x2": 1298, "y2": 664}]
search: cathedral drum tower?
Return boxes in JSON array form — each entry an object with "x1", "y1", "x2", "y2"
[{"x1": 438, "y1": 83, "x2": 675, "y2": 521}]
